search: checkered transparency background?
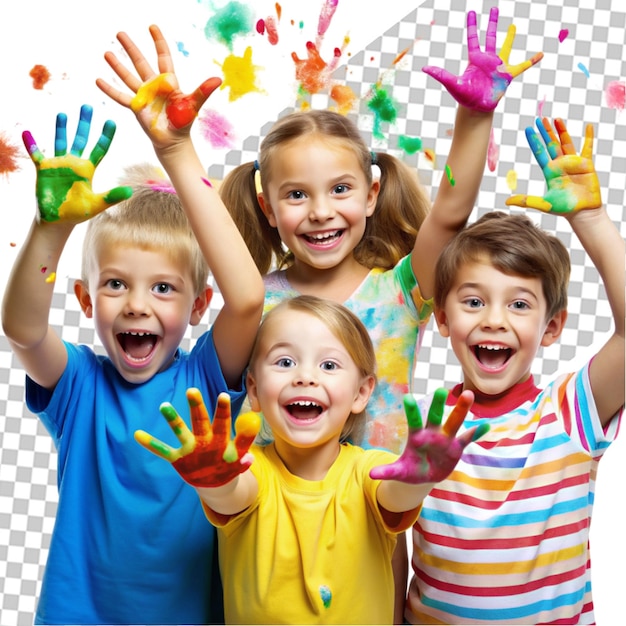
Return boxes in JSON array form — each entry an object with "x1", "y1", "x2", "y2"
[{"x1": 1, "y1": 1, "x2": 624, "y2": 624}]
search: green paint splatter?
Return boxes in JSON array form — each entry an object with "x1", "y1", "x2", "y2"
[
  {"x1": 398, "y1": 135, "x2": 422, "y2": 155},
  {"x1": 319, "y1": 585, "x2": 332, "y2": 608},
  {"x1": 367, "y1": 84, "x2": 398, "y2": 140},
  {"x1": 205, "y1": 1, "x2": 254, "y2": 50}
]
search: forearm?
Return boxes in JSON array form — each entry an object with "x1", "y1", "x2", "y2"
[{"x1": 377, "y1": 479, "x2": 433, "y2": 514}]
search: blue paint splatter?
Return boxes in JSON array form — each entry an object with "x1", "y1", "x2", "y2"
[
  {"x1": 577, "y1": 62, "x2": 590, "y2": 78},
  {"x1": 176, "y1": 42, "x2": 190, "y2": 57},
  {"x1": 319, "y1": 584, "x2": 332, "y2": 608}
]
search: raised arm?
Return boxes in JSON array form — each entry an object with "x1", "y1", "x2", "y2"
[
  {"x1": 413, "y1": 6, "x2": 543, "y2": 298},
  {"x1": 507, "y1": 118, "x2": 625, "y2": 426},
  {"x1": 96, "y1": 24, "x2": 265, "y2": 387},
  {"x1": 372, "y1": 390, "x2": 488, "y2": 512},
  {"x1": 135, "y1": 389, "x2": 261, "y2": 515},
  {"x1": 1, "y1": 106, "x2": 131, "y2": 389}
]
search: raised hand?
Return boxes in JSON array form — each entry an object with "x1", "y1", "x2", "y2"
[
  {"x1": 135, "y1": 389, "x2": 261, "y2": 488},
  {"x1": 96, "y1": 24, "x2": 221, "y2": 148},
  {"x1": 423, "y1": 7, "x2": 543, "y2": 112},
  {"x1": 370, "y1": 389, "x2": 488, "y2": 484},
  {"x1": 22, "y1": 104, "x2": 132, "y2": 223},
  {"x1": 506, "y1": 118, "x2": 601, "y2": 214}
]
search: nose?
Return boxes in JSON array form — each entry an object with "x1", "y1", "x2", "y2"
[
  {"x1": 293, "y1": 366, "x2": 318, "y2": 387},
  {"x1": 124, "y1": 291, "x2": 151, "y2": 317},
  {"x1": 309, "y1": 196, "x2": 335, "y2": 222},
  {"x1": 480, "y1": 304, "x2": 508, "y2": 330}
]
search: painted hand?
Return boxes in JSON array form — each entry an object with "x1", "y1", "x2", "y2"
[
  {"x1": 135, "y1": 389, "x2": 261, "y2": 488},
  {"x1": 370, "y1": 389, "x2": 488, "y2": 484},
  {"x1": 22, "y1": 104, "x2": 132, "y2": 223},
  {"x1": 506, "y1": 118, "x2": 601, "y2": 214},
  {"x1": 97, "y1": 25, "x2": 221, "y2": 147},
  {"x1": 423, "y1": 7, "x2": 543, "y2": 112}
]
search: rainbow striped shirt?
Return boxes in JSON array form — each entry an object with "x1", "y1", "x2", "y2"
[{"x1": 406, "y1": 364, "x2": 622, "y2": 625}]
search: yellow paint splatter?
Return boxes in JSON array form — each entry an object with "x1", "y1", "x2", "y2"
[
  {"x1": 218, "y1": 47, "x2": 264, "y2": 102},
  {"x1": 45, "y1": 272, "x2": 56, "y2": 284},
  {"x1": 506, "y1": 169, "x2": 518, "y2": 191}
]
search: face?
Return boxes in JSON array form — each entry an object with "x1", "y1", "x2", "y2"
[
  {"x1": 75, "y1": 245, "x2": 210, "y2": 384},
  {"x1": 258, "y1": 136, "x2": 379, "y2": 273},
  {"x1": 246, "y1": 308, "x2": 374, "y2": 455},
  {"x1": 435, "y1": 258, "x2": 566, "y2": 397}
]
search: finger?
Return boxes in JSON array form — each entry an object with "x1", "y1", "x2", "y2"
[
  {"x1": 149, "y1": 24, "x2": 175, "y2": 75},
  {"x1": 117, "y1": 30, "x2": 158, "y2": 83},
  {"x1": 54, "y1": 112, "x2": 68, "y2": 157},
  {"x1": 442, "y1": 390, "x2": 474, "y2": 437},
  {"x1": 485, "y1": 7, "x2": 499, "y2": 54},
  {"x1": 102, "y1": 185, "x2": 133, "y2": 207},
  {"x1": 403, "y1": 394, "x2": 423, "y2": 430},
  {"x1": 526, "y1": 125, "x2": 550, "y2": 169},
  {"x1": 22, "y1": 131, "x2": 44, "y2": 164},
  {"x1": 369, "y1": 462, "x2": 398, "y2": 481},
  {"x1": 210, "y1": 392, "x2": 232, "y2": 442},
  {"x1": 580, "y1": 123, "x2": 595, "y2": 161},
  {"x1": 69, "y1": 105, "x2": 94, "y2": 157},
  {"x1": 160, "y1": 402, "x2": 195, "y2": 450},
  {"x1": 422, "y1": 66, "x2": 457, "y2": 90},
  {"x1": 457, "y1": 422, "x2": 490, "y2": 447},
  {"x1": 426, "y1": 387, "x2": 448, "y2": 427},
  {"x1": 102, "y1": 51, "x2": 143, "y2": 95},
  {"x1": 186, "y1": 387, "x2": 213, "y2": 439},
  {"x1": 498, "y1": 24, "x2": 515, "y2": 66},
  {"x1": 89, "y1": 120, "x2": 116, "y2": 167},
  {"x1": 465, "y1": 11, "x2": 479, "y2": 57},
  {"x1": 507, "y1": 51, "x2": 543, "y2": 78},
  {"x1": 505, "y1": 194, "x2": 553, "y2": 212},
  {"x1": 537, "y1": 117, "x2": 562, "y2": 159},
  {"x1": 130, "y1": 73, "x2": 177, "y2": 115},
  {"x1": 95, "y1": 77, "x2": 134, "y2": 109},
  {"x1": 554, "y1": 118, "x2": 576, "y2": 156},
  {"x1": 134, "y1": 429, "x2": 182, "y2": 462},
  {"x1": 234, "y1": 411, "x2": 262, "y2": 458},
  {"x1": 192, "y1": 77, "x2": 223, "y2": 111}
]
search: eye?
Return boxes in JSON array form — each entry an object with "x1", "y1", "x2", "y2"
[
  {"x1": 287, "y1": 190, "x2": 306, "y2": 201},
  {"x1": 152, "y1": 283, "x2": 173, "y2": 294},
  {"x1": 276, "y1": 357, "x2": 295, "y2": 368},
  {"x1": 320, "y1": 360, "x2": 338, "y2": 371},
  {"x1": 511, "y1": 300, "x2": 530, "y2": 310},
  {"x1": 332, "y1": 183, "x2": 349, "y2": 195},
  {"x1": 464, "y1": 297, "x2": 483, "y2": 308},
  {"x1": 105, "y1": 279, "x2": 125, "y2": 290}
]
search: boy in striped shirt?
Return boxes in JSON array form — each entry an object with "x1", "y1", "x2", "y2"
[{"x1": 406, "y1": 118, "x2": 624, "y2": 625}]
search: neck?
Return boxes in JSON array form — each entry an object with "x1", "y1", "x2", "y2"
[{"x1": 272, "y1": 438, "x2": 342, "y2": 481}]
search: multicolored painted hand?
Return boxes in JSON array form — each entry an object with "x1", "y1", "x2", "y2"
[
  {"x1": 22, "y1": 104, "x2": 132, "y2": 223},
  {"x1": 506, "y1": 118, "x2": 602, "y2": 214},
  {"x1": 134, "y1": 389, "x2": 261, "y2": 488},
  {"x1": 423, "y1": 7, "x2": 543, "y2": 112},
  {"x1": 370, "y1": 389, "x2": 488, "y2": 484},
  {"x1": 96, "y1": 25, "x2": 221, "y2": 148}
]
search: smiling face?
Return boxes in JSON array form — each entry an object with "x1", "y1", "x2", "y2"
[
  {"x1": 75, "y1": 244, "x2": 209, "y2": 384},
  {"x1": 257, "y1": 135, "x2": 379, "y2": 277},
  {"x1": 435, "y1": 258, "x2": 566, "y2": 398},
  {"x1": 246, "y1": 304, "x2": 374, "y2": 470}
]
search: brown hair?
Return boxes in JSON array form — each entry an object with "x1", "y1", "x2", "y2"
[
  {"x1": 434, "y1": 211, "x2": 571, "y2": 319},
  {"x1": 219, "y1": 109, "x2": 430, "y2": 274},
  {"x1": 81, "y1": 164, "x2": 209, "y2": 296},
  {"x1": 249, "y1": 295, "x2": 377, "y2": 444}
]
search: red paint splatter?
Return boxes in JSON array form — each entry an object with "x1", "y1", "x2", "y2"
[
  {"x1": 0, "y1": 133, "x2": 21, "y2": 176},
  {"x1": 487, "y1": 128, "x2": 499, "y2": 172},
  {"x1": 605, "y1": 80, "x2": 625, "y2": 111},
  {"x1": 30, "y1": 64, "x2": 51, "y2": 89},
  {"x1": 558, "y1": 29, "x2": 569, "y2": 43},
  {"x1": 256, "y1": 19, "x2": 266, "y2": 35}
]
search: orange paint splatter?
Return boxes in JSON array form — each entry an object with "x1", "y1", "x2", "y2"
[
  {"x1": 292, "y1": 41, "x2": 340, "y2": 94},
  {"x1": 30, "y1": 64, "x2": 51, "y2": 89},
  {"x1": 392, "y1": 46, "x2": 410, "y2": 66},
  {"x1": 423, "y1": 148, "x2": 436, "y2": 167},
  {"x1": 0, "y1": 133, "x2": 21, "y2": 176},
  {"x1": 330, "y1": 84, "x2": 358, "y2": 115}
]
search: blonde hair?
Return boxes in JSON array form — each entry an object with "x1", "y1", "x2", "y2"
[
  {"x1": 220, "y1": 109, "x2": 430, "y2": 274},
  {"x1": 249, "y1": 295, "x2": 377, "y2": 444},
  {"x1": 80, "y1": 164, "x2": 209, "y2": 295}
]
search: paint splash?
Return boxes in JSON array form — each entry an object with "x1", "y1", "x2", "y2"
[
  {"x1": 398, "y1": 135, "x2": 422, "y2": 155},
  {"x1": 0, "y1": 133, "x2": 21, "y2": 176},
  {"x1": 198, "y1": 109, "x2": 236, "y2": 148},
  {"x1": 29, "y1": 64, "x2": 51, "y2": 90},
  {"x1": 605, "y1": 80, "x2": 625, "y2": 111},
  {"x1": 537, "y1": 95, "x2": 547, "y2": 117},
  {"x1": 205, "y1": 1, "x2": 254, "y2": 50},
  {"x1": 176, "y1": 42, "x2": 190, "y2": 57},
  {"x1": 257, "y1": 3, "x2": 281, "y2": 45},
  {"x1": 423, "y1": 148, "x2": 436, "y2": 167},
  {"x1": 367, "y1": 84, "x2": 398, "y2": 139},
  {"x1": 319, "y1": 585, "x2": 332, "y2": 608},
  {"x1": 330, "y1": 83, "x2": 357, "y2": 115},
  {"x1": 317, "y1": 0, "x2": 338, "y2": 40},
  {"x1": 444, "y1": 164, "x2": 456, "y2": 186},
  {"x1": 506, "y1": 169, "x2": 518, "y2": 191},
  {"x1": 45, "y1": 272, "x2": 56, "y2": 284},
  {"x1": 487, "y1": 128, "x2": 499, "y2": 172},
  {"x1": 577, "y1": 62, "x2": 590, "y2": 78},
  {"x1": 558, "y1": 29, "x2": 569, "y2": 43},
  {"x1": 218, "y1": 47, "x2": 264, "y2": 101},
  {"x1": 292, "y1": 41, "x2": 343, "y2": 95}
]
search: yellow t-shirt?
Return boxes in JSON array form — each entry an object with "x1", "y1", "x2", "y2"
[{"x1": 204, "y1": 443, "x2": 420, "y2": 624}]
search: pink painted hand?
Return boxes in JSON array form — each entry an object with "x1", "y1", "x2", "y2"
[
  {"x1": 370, "y1": 389, "x2": 489, "y2": 484},
  {"x1": 22, "y1": 104, "x2": 132, "y2": 223},
  {"x1": 134, "y1": 389, "x2": 261, "y2": 488},
  {"x1": 506, "y1": 118, "x2": 601, "y2": 214},
  {"x1": 96, "y1": 25, "x2": 222, "y2": 148},
  {"x1": 423, "y1": 7, "x2": 543, "y2": 112}
]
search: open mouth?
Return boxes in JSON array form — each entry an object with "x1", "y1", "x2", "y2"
[
  {"x1": 302, "y1": 230, "x2": 344, "y2": 246},
  {"x1": 473, "y1": 344, "x2": 513, "y2": 369},
  {"x1": 117, "y1": 331, "x2": 158, "y2": 362},
  {"x1": 286, "y1": 400, "x2": 324, "y2": 421}
]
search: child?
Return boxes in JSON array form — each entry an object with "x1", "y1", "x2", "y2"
[
  {"x1": 405, "y1": 118, "x2": 624, "y2": 624},
  {"x1": 219, "y1": 6, "x2": 544, "y2": 455},
  {"x1": 134, "y1": 294, "x2": 489, "y2": 624},
  {"x1": 1, "y1": 63, "x2": 264, "y2": 626}
]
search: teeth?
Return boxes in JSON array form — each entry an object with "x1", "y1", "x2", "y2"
[
  {"x1": 478, "y1": 344, "x2": 507, "y2": 350},
  {"x1": 291, "y1": 400, "x2": 320, "y2": 407},
  {"x1": 125, "y1": 331, "x2": 151, "y2": 336},
  {"x1": 308, "y1": 231, "x2": 340, "y2": 241}
]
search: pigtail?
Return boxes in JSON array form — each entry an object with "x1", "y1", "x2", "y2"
[
  {"x1": 219, "y1": 162, "x2": 283, "y2": 274},
  {"x1": 355, "y1": 152, "x2": 430, "y2": 270}
]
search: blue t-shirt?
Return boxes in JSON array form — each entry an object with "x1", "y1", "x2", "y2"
[{"x1": 26, "y1": 330, "x2": 245, "y2": 625}]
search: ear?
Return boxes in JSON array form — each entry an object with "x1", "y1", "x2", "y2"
[
  {"x1": 365, "y1": 179, "x2": 380, "y2": 218},
  {"x1": 434, "y1": 307, "x2": 450, "y2": 338},
  {"x1": 74, "y1": 280, "x2": 93, "y2": 318},
  {"x1": 189, "y1": 286, "x2": 213, "y2": 326},
  {"x1": 246, "y1": 370, "x2": 262, "y2": 412},
  {"x1": 257, "y1": 193, "x2": 278, "y2": 228},
  {"x1": 540, "y1": 309, "x2": 568, "y2": 347},
  {"x1": 352, "y1": 375, "x2": 376, "y2": 414}
]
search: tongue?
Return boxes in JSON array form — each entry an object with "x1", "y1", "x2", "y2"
[
  {"x1": 289, "y1": 405, "x2": 321, "y2": 420},
  {"x1": 477, "y1": 347, "x2": 509, "y2": 369},
  {"x1": 124, "y1": 334, "x2": 156, "y2": 359}
]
